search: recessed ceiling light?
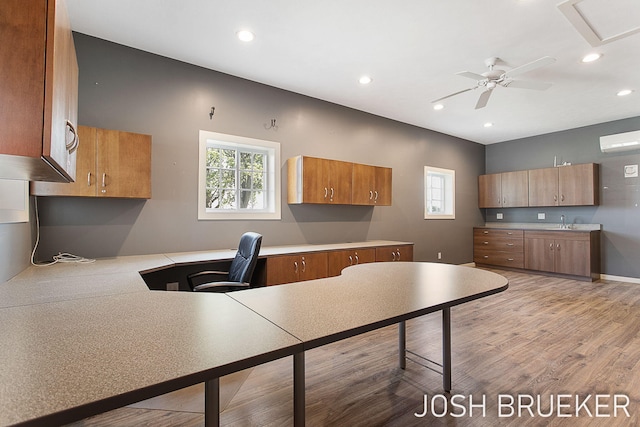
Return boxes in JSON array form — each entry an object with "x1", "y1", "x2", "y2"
[
  {"x1": 581, "y1": 53, "x2": 601, "y2": 63},
  {"x1": 433, "y1": 104, "x2": 444, "y2": 111},
  {"x1": 237, "y1": 30, "x2": 255, "y2": 42},
  {"x1": 617, "y1": 89, "x2": 633, "y2": 96},
  {"x1": 484, "y1": 122, "x2": 494, "y2": 128},
  {"x1": 359, "y1": 75, "x2": 372, "y2": 85}
]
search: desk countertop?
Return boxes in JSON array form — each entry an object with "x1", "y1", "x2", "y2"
[{"x1": 0, "y1": 240, "x2": 412, "y2": 308}]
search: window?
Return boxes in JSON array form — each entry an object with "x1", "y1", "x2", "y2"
[
  {"x1": 198, "y1": 131, "x2": 281, "y2": 220},
  {"x1": 424, "y1": 166, "x2": 455, "y2": 219}
]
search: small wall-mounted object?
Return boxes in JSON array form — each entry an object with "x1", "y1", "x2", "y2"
[
  {"x1": 624, "y1": 164, "x2": 638, "y2": 178},
  {"x1": 600, "y1": 130, "x2": 640, "y2": 153}
]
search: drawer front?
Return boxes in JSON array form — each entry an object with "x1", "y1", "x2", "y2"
[
  {"x1": 474, "y1": 228, "x2": 523, "y2": 239},
  {"x1": 473, "y1": 235, "x2": 524, "y2": 252},
  {"x1": 474, "y1": 250, "x2": 524, "y2": 268}
]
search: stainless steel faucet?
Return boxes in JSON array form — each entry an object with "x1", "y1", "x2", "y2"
[{"x1": 560, "y1": 214, "x2": 566, "y2": 229}]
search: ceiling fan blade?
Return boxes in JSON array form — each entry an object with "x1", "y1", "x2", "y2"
[
  {"x1": 503, "y1": 56, "x2": 556, "y2": 78},
  {"x1": 432, "y1": 87, "x2": 476, "y2": 103},
  {"x1": 505, "y1": 80, "x2": 553, "y2": 90},
  {"x1": 475, "y1": 89, "x2": 493, "y2": 109},
  {"x1": 456, "y1": 71, "x2": 486, "y2": 81}
]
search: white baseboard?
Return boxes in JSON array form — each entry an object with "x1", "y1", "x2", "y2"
[
  {"x1": 468, "y1": 262, "x2": 640, "y2": 285},
  {"x1": 599, "y1": 274, "x2": 640, "y2": 284}
]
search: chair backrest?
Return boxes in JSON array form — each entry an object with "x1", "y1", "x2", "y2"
[{"x1": 228, "y1": 232, "x2": 263, "y2": 283}]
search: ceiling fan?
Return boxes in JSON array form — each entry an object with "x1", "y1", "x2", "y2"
[{"x1": 432, "y1": 56, "x2": 556, "y2": 109}]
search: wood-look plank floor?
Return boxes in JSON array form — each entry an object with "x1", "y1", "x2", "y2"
[{"x1": 67, "y1": 269, "x2": 640, "y2": 426}]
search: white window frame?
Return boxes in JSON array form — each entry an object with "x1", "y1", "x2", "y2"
[
  {"x1": 198, "y1": 131, "x2": 281, "y2": 220},
  {"x1": 424, "y1": 166, "x2": 455, "y2": 220}
]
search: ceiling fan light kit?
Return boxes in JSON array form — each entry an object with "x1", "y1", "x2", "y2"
[{"x1": 432, "y1": 56, "x2": 556, "y2": 109}]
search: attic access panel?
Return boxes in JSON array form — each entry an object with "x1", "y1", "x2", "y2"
[{"x1": 558, "y1": 0, "x2": 640, "y2": 46}]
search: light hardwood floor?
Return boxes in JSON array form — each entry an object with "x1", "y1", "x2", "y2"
[{"x1": 67, "y1": 269, "x2": 640, "y2": 426}]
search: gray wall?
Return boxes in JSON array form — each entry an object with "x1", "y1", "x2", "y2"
[
  {"x1": 485, "y1": 116, "x2": 640, "y2": 278},
  {"x1": 0, "y1": 222, "x2": 31, "y2": 282},
  {"x1": 32, "y1": 34, "x2": 486, "y2": 265}
]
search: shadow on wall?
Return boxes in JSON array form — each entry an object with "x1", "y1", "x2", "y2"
[
  {"x1": 288, "y1": 204, "x2": 373, "y2": 244},
  {"x1": 34, "y1": 197, "x2": 146, "y2": 261}
]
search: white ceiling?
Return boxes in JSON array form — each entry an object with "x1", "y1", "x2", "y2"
[{"x1": 66, "y1": 0, "x2": 640, "y2": 144}]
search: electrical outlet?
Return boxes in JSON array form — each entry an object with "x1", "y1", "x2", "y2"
[
  {"x1": 538, "y1": 213, "x2": 546, "y2": 220},
  {"x1": 437, "y1": 252, "x2": 442, "y2": 260},
  {"x1": 496, "y1": 213, "x2": 503, "y2": 220},
  {"x1": 166, "y1": 282, "x2": 180, "y2": 291}
]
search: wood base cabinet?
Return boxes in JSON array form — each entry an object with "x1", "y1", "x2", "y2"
[
  {"x1": 0, "y1": 0, "x2": 79, "y2": 182},
  {"x1": 375, "y1": 245, "x2": 414, "y2": 262},
  {"x1": 32, "y1": 126, "x2": 152, "y2": 199},
  {"x1": 266, "y1": 252, "x2": 329, "y2": 285},
  {"x1": 524, "y1": 230, "x2": 600, "y2": 280},
  {"x1": 473, "y1": 228, "x2": 524, "y2": 269},
  {"x1": 327, "y1": 248, "x2": 376, "y2": 277}
]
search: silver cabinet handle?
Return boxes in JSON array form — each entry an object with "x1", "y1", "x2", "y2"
[
  {"x1": 561, "y1": 195, "x2": 565, "y2": 201},
  {"x1": 369, "y1": 190, "x2": 373, "y2": 200},
  {"x1": 483, "y1": 230, "x2": 489, "y2": 234},
  {"x1": 374, "y1": 191, "x2": 378, "y2": 202},
  {"x1": 506, "y1": 243, "x2": 514, "y2": 246},
  {"x1": 294, "y1": 261, "x2": 298, "y2": 273},
  {"x1": 507, "y1": 258, "x2": 515, "y2": 261},
  {"x1": 65, "y1": 120, "x2": 79, "y2": 153},
  {"x1": 324, "y1": 187, "x2": 328, "y2": 198},
  {"x1": 556, "y1": 244, "x2": 561, "y2": 250},
  {"x1": 102, "y1": 173, "x2": 107, "y2": 187},
  {"x1": 549, "y1": 243, "x2": 554, "y2": 250},
  {"x1": 355, "y1": 254, "x2": 359, "y2": 264},
  {"x1": 507, "y1": 232, "x2": 513, "y2": 235},
  {"x1": 392, "y1": 251, "x2": 396, "y2": 261},
  {"x1": 301, "y1": 257, "x2": 306, "y2": 272},
  {"x1": 483, "y1": 255, "x2": 489, "y2": 259},
  {"x1": 330, "y1": 187, "x2": 334, "y2": 200},
  {"x1": 349, "y1": 255, "x2": 353, "y2": 265},
  {"x1": 396, "y1": 250, "x2": 401, "y2": 261},
  {"x1": 483, "y1": 241, "x2": 489, "y2": 245},
  {"x1": 87, "y1": 172, "x2": 91, "y2": 187}
]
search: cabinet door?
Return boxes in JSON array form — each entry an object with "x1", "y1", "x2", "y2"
[
  {"x1": 555, "y1": 239, "x2": 590, "y2": 277},
  {"x1": 298, "y1": 252, "x2": 329, "y2": 281},
  {"x1": 266, "y1": 255, "x2": 300, "y2": 285},
  {"x1": 528, "y1": 167, "x2": 558, "y2": 207},
  {"x1": 501, "y1": 170, "x2": 528, "y2": 207},
  {"x1": 374, "y1": 166, "x2": 392, "y2": 206},
  {"x1": 558, "y1": 163, "x2": 599, "y2": 206},
  {"x1": 299, "y1": 156, "x2": 327, "y2": 203},
  {"x1": 96, "y1": 129, "x2": 152, "y2": 198},
  {"x1": 478, "y1": 174, "x2": 502, "y2": 208},
  {"x1": 31, "y1": 126, "x2": 96, "y2": 197},
  {"x1": 524, "y1": 237, "x2": 555, "y2": 272},
  {"x1": 43, "y1": 0, "x2": 78, "y2": 181},
  {"x1": 328, "y1": 160, "x2": 352, "y2": 204},
  {"x1": 352, "y1": 163, "x2": 376, "y2": 205},
  {"x1": 327, "y1": 248, "x2": 376, "y2": 276},
  {"x1": 376, "y1": 245, "x2": 413, "y2": 262}
]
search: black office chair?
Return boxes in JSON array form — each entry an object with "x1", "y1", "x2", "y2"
[{"x1": 187, "y1": 232, "x2": 262, "y2": 292}]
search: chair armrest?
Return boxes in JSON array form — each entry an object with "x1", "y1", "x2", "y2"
[
  {"x1": 193, "y1": 281, "x2": 251, "y2": 292},
  {"x1": 187, "y1": 270, "x2": 230, "y2": 280}
]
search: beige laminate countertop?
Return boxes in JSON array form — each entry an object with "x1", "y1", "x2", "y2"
[{"x1": 0, "y1": 240, "x2": 412, "y2": 309}]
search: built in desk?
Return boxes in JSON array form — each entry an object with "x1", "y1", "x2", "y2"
[{"x1": 0, "y1": 248, "x2": 508, "y2": 427}]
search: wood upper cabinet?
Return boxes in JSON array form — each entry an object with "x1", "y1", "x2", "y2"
[
  {"x1": 0, "y1": 0, "x2": 79, "y2": 182},
  {"x1": 32, "y1": 126, "x2": 152, "y2": 198},
  {"x1": 352, "y1": 164, "x2": 392, "y2": 206},
  {"x1": 327, "y1": 248, "x2": 376, "y2": 277},
  {"x1": 524, "y1": 230, "x2": 600, "y2": 279},
  {"x1": 375, "y1": 245, "x2": 414, "y2": 262},
  {"x1": 558, "y1": 163, "x2": 599, "y2": 206},
  {"x1": 529, "y1": 164, "x2": 599, "y2": 207},
  {"x1": 528, "y1": 167, "x2": 559, "y2": 207},
  {"x1": 288, "y1": 156, "x2": 353, "y2": 204},
  {"x1": 266, "y1": 252, "x2": 329, "y2": 285},
  {"x1": 478, "y1": 171, "x2": 528, "y2": 208}
]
